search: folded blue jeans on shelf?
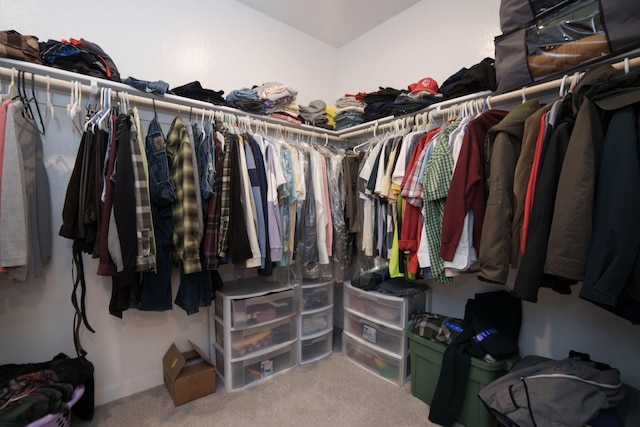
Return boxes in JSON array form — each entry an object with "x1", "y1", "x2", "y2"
[{"x1": 123, "y1": 76, "x2": 170, "y2": 96}]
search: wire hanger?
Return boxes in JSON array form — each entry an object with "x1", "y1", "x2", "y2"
[{"x1": 17, "y1": 71, "x2": 46, "y2": 135}]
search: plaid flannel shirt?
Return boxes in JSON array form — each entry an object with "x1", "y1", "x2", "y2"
[
  {"x1": 423, "y1": 122, "x2": 459, "y2": 283},
  {"x1": 166, "y1": 116, "x2": 202, "y2": 274}
]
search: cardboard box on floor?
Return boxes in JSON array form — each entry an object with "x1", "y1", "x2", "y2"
[{"x1": 163, "y1": 340, "x2": 216, "y2": 406}]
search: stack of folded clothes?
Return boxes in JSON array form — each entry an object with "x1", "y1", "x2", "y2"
[
  {"x1": 255, "y1": 82, "x2": 298, "y2": 112},
  {"x1": 391, "y1": 77, "x2": 442, "y2": 116},
  {"x1": 254, "y1": 82, "x2": 300, "y2": 124},
  {"x1": 334, "y1": 95, "x2": 366, "y2": 130},
  {"x1": 299, "y1": 100, "x2": 333, "y2": 130},
  {"x1": 362, "y1": 87, "x2": 404, "y2": 123},
  {"x1": 226, "y1": 87, "x2": 265, "y2": 115},
  {"x1": 272, "y1": 101, "x2": 302, "y2": 125}
]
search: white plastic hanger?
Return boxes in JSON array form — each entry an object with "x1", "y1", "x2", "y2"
[
  {"x1": 200, "y1": 108, "x2": 206, "y2": 138},
  {"x1": 67, "y1": 80, "x2": 75, "y2": 115},
  {"x1": 44, "y1": 75, "x2": 55, "y2": 126},
  {"x1": 559, "y1": 75, "x2": 569, "y2": 97},
  {"x1": 352, "y1": 120, "x2": 379, "y2": 154},
  {"x1": 97, "y1": 88, "x2": 113, "y2": 131},
  {"x1": 8, "y1": 67, "x2": 17, "y2": 99},
  {"x1": 569, "y1": 71, "x2": 582, "y2": 93},
  {"x1": 624, "y1": 57, "x2": 630, "y2": 74},
  {"x1": 0, "y1": 72, "x2": 5, "y2": 101}
]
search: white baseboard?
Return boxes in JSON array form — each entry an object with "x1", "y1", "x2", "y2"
[{"x1": 94, "y1": 371, "x2": 164, "y2": 406}]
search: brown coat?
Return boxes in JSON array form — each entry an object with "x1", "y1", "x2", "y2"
[
  {"x1": 511, "y1": 100, "x2": 556, "y2": 269},
  {"x1": 478, "y1": 100, "x2": 541, "y2": 284}
]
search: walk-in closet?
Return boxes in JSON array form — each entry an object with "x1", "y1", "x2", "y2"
[{"x1": 2, "y1": 1, "x2": 640, "y2": 426}]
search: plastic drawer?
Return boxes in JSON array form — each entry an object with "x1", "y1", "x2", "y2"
[
  {"x1": 301, "y1": 280, "x2": 333, "y2": 311},
  {"x1": 342, "y1": 333, "x2": 410, "y2": 386},
  {"x1": 214, "y1": 318, "x2": 224, "y2": 348},
  {"x1": 300, "y1": 306, "x2": 333, "y2": 338},
  {"x1": 344, "y1": 309, "x2": 406, "y2": 358},
  {"x1": 300, "y1": 329, "x2": 333, "y2": 364},
  {"x1": 230, "y1": 316, "x2": 297, "y2": 359},
  {"x1": 214, "y1": 346, "x2": 225, "y2": 382},
  {"x1": 230, "y1": 289, "x2": 296, "y2": 328},
  {"x1": 230, "y1": 343, "x2": 298, "y2": 390},
  {"x1": 343, "y1": 282, "x2": 427, "y2": 329},
  {"x1": 215, "y1": 293, "x2": 224, "y2": 320}
]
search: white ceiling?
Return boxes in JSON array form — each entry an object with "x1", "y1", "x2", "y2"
[{"x1": 235, "y1": 0, "x2": 421, "y2": 48}]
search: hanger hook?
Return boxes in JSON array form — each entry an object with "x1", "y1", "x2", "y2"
[
  {"x1": 624, "y1": 57, "x2": 630, "y2": 74},
  {"x1": 560, "y1": 75, "x2": 568, "y2": 97},
  {"x1": 521, "y1": 87, "x2": 527, "y2": 103}
]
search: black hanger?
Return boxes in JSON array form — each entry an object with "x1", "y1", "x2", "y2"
[
  {"x1": 17, "y1": 71, "x2": 46, "y2": 135},
  {"x1": 152, "y1": 98, "x2": 158, "y2": 119}
]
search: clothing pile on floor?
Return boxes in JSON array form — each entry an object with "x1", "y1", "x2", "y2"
[{"x1": 0, "y1": 354, "x2": 94, "y2": 426}]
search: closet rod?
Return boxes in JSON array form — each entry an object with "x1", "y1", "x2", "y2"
[
  {"x1": 339, "y1": 54, "x2": 640, "y2": 140},
  {"x1": 0, "y1": 57, "x2": 345, "y2": 142},
  {"x1": 337, "y1": 90, "x2": 492, "y2": 140}
]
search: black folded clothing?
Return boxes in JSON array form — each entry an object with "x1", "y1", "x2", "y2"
[{"x1": 170, "y1": 81, "x2": 226, "y2": 106}]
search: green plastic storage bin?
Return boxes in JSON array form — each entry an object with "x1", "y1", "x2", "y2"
[{"x1": 408, "y1": 329, "x2": 519, "y2": 427}]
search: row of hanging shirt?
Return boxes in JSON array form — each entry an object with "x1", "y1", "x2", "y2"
[
  {"x1": 58, "y1": 86, "x2": 349, "y2": 316},
  {"x1": 354, "y1": 96, "x2": 566, "y2": 286},
  {"x1": 353, "y1": 101, "x2": 490, "y2": 284},
  {"x1": 352, "y1": 62, "x2": 640, "y2": 324}
]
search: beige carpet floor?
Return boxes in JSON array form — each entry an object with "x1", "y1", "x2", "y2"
[{"x1": 72, "y1": 330, "x2": 454, "y2": 427}]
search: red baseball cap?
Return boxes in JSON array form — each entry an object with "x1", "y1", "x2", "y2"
[{"x1": 409, "y1": 77, "x2": 439, "y2": 95}]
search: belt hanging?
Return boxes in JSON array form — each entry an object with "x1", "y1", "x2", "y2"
[{"x1": 71, "y1": 242, "x2": 95, "y2": 357}]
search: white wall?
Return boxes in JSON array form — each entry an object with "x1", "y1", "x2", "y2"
[
  {"x1": 335, "y1": 0, "x2": 501, "y2": 102},
  {"x1": 0, "y1": 0, "x2": 338, "y2": 406},
  {"x1": 1, "y1": 0, "x2": 639, "y2": 410},
  {"x1": 335, "y1": 0, "x2": 640, "y2": 391},
  {"x1": 0, "y1": 0, "x2": 337, "y2": 106}
]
